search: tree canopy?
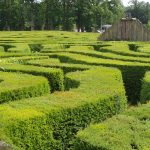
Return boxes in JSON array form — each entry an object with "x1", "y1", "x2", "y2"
[
  {"x1": 1, "y1": 0, "x2": 150, "y2": 31},
  {"x1": 0, "y1": 0, "x2": 124, "y2": 31},
  {"x1": 126, "y1": 0, "x2": 150, "y2": 24}
]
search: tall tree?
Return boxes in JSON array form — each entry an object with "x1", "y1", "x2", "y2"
[
  {"x1": 0, "y1": 0, "x2": 125, "y2": 31},
  {"x1": 44, "y1": 0, "x2": 61, "y2": 30},
  {"x1": 126, "y1": 0, "x2": 150, "y2": 24},
  {"x1": 61, "y1": 0, "x2": 75, "y2": 30}
]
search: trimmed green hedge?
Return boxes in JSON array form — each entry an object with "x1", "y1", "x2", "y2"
[
  {"x1": 0, "y1": 52, "x2": 32, "y2": 58},
  {"x1": 0, "y1": 31, "x2": 99, "y2": 45},
  {"x1": 138, "y1": 43, "x2": 150, "y2": 54},
  {"x1": 26, "y1": 58, "x2": 90, "y2": 73},
  {"x1": 0, "y1": 46, "x2": 4, "y2": 52},
  {"x1": 1, "y1": 34, "x2": 150, "y2": 150},
  {"x1": 65, "y1": 45, "x2": 150, "y2": 64},
  {"x1": 75, "y1": 102, "x2": 150, "y2": 150},
  {"x1": 43, "y1": 52, "x2": 150, "y2": 104},
  {"x1": 124, "y1": 102, "x2": 150, "y2": 120},
  {"x1": 7, "y1": 56, "x2": 49, "y2": 64},
  {"x1": 0, "y1": 64, "x2": 64, "y2": 92},
  {"x1": 140, "y1": 72, "x2": 150, "y2": 103},
  {"x1": 49, "y1": 44, "x2": 150, "y2": 104},
  {"x1": 0, "y1": 71, "x2": 50, "y2": 103},
  {"x1": 75, "y1": 115, "x2": 150, "y2": 150},
  {"x1": 7, "y1": 43, "x2": 31, "y2": 53},
  {"x1": 100, "y1": 42, "x2": 150, "y2": 58},
  {"x1": 27, "y1": 58, "x2": 60, "y2": 65},
  {"x1": 41, "y1": 44, "x2": 66, "y2": 53},
  {"x1": 0, "y1": 67, "x2": 127, "y2": 149}
]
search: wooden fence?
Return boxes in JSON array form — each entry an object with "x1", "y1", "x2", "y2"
[{"x1": 100, "y1": 18, "x2": 150, "y2": 41}]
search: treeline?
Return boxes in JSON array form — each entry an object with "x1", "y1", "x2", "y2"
[
  {"x1": 126, "y1": 0, "x2": 150, "y2": 25},
  {"x1": 0, "y1": 0, "x2": 124, "y2": 31}
]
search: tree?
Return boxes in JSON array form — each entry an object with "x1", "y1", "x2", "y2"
[
  {"x1": 44, "y1": 0, "x2": 61, "y2": 30},
  {"x1": 60, "y1": 0, "x2": 75, "y2": 31},
  {"x1": 0, "y1": 0, "x2": 125, "y2": 31},
  {"x1": 126, "y1": 0, "x2": 150, "y2": 24}
]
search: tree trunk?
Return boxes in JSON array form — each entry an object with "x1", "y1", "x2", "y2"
[
  {"x1": 77, "y1": 9, "x2": 81, "y2": 32},
  {"x1": 4, "y1": 21, "x2": 10, "y2": 31}
]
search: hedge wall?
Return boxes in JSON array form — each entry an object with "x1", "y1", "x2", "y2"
[
  {"x1": 140, "y1": 71, "x2": 150, "y2": 103},
  {"x1": 0, "y1": 64, "x2": 64, "y2": 92},
  {"x1": 75, "y1": 102, "x2": 150, "y2": 150},
  {"x1": 1, "y1": 37, "x2": 150, "y2": 150},
  {"x1": 0, "y1": 67, "x2": 127, "y2": 149},
  {"x1": 0, "y1": 71, "x2": 50, "y2": 103},
  {"x1": 26, "y1": 58, "x2": 90, "y2": 74},
  {"x1": 45, "y1": 52, "x2": 150, "y2": 104}
]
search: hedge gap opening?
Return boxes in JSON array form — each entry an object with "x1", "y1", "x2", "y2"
[
  {"x1": 29, "y1": 44, "x2": 43, "y2": 53},
  {"x1": 0, "y1": 44, "x2": 15, "y2": 52}
]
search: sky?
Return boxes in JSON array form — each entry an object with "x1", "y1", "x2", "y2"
[{"x1": 122, "y1": 0, "x2": 150, "y2": 6}]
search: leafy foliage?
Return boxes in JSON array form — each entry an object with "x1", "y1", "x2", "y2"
[
  {"x1": 75, "y1": 114, "x2": 150, "y2": 150},
  {"x1": 0, "y1": 67, "x2": 127, "y2": 149},
  {"x1": 0, "y1": 71, "x2": 50, "y2": 103},
  {"x1": 0, "y1": 0, "x2": 124, "y2": 31},
  {"x1": 0, "y1": 31, "x2": 150, "y2": 150}
]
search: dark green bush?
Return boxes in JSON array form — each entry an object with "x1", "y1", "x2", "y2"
[{"x1": 128, "y1": 43, "x2": 140, "y2": 52}]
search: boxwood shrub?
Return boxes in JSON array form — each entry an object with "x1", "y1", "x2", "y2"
[
  {"x1": 75, "y1": 102, "x2": 150, "y2": 150},
  {"x1": 75, "y1": 115, "x2": 150, "y2": 150},
  {"x1": 0, "y1": 71, "x2": 50, "y2": 103},
  {"x1": 0, "y1": 64, "x2": 64, "y2": 92},
  {"x1": 26, "y1": 58, "x2": 90, "y2": 74},
  {"x1": 46, "y1": 52, "x2": 150, "y2": 104},
  {"x1": 140, "y1": 71, "x2": 150, "y2": 103},
  {"x1": 0, "y1": 67, "x2": 127, "y2": 149}
]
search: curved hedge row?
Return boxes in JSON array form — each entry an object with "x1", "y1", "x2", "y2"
[
  {"x1": 100, "y1": 42, "x2": 150, "y2": 58},
  {"x1": 0, "y1": 64, "x2": 64, "y2": 92},
  {"x1": 0, "y1": 67, "x2": 127, "y2": 149},
  {"x1": 41, "y1": 52, "x2": 150, "y2": 104},
  {"x1": 0, "y1": 71, "x2": 50, "y2": 103},
  {"x1": 75, "y1": 114, "x2": 150, "y2": 150},
  {"x1": 6, "y1": 56, "x2": 49, "y2": 64},
  {"x1": 51, "y1": 45, "x2": 150, "y2": 64},
  {"x1": 1, "y1": 32, "x2": 150, "y2": 150},
  {"x1": 75, "y1": 100, "x2": 150, "y2": 150},
  {"x1": 26, "y1": 58, "x2": 90, "y2": 73},
  {"x1": 7, "y1": 43, "x2": 30, "y2": 53},
  {"x1": 0, "y1": 52, "x2": 33, "y2": 58}
]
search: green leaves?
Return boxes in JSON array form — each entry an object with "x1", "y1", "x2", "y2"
[
  {"x1": 0, "y1": 67, "x2": 126, "y2": 149},
  {"x1": 0, "y1": 71, "x2": 50, "y2": 103},
  {"x1": 0, "y1": 0, "x2": 124, "y2": 31}
]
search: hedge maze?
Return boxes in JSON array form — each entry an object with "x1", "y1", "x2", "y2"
[{"x1": 0, "y1": 31, "x2": 150, "y2": 150}]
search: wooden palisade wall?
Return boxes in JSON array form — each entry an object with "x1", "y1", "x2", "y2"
[{"x1": 100, "y1": 18, "x2": 150, "y2": 41}]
